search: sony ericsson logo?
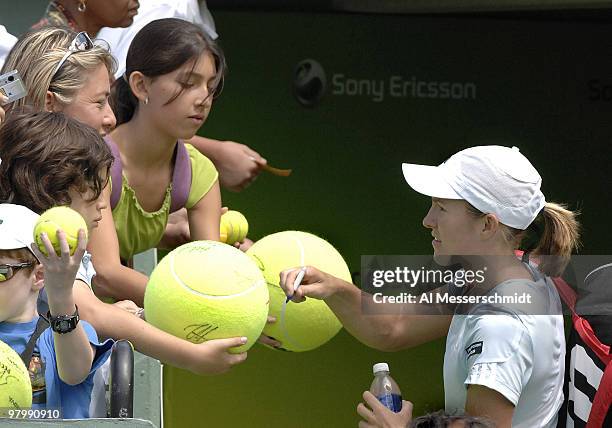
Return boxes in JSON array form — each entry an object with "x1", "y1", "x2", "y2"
[
  {"x1": 293, "y1": 59, "x2": 477, "y2": 106},
  {"x1": 293, "y1": 59, "x2": 327, "y2": 107},
  {"x1": 465, "y1": 341, "x2": 483, "y2": 359}
]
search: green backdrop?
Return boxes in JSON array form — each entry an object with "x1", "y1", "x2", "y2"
[{"x1": 164, "y1": 11, "x2": 612, "y2": 428}]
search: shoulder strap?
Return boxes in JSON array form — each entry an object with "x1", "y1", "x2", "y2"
[
  {"x1": 170, "y1": 141, "x2": 192, "y2": 213},
  {"x1": 104, "y1": 136, "x2": 123, "y2": 210},
  {"x1": 551, "y1": 276, "x2": 577, "y2": 314},
  {"x1": 551, "y1": 276, "x2": 611, "y2": 364},
  {"x1": 19, "y1": 316, "x2": 49, "y2": 367},
  {"x1": 18, "y1": 316, "x2": 49, "y2": 405},
  {"x1": 37, "y1": 288, "x2": 49, "y2": 317},
  {"x1": 104, "y1": 137, "x2": 191, "y2": 213}
]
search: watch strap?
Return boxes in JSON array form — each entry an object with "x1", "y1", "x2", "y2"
[{"x1": 47, "y1": 305, "x2": 80, "y2": 334}]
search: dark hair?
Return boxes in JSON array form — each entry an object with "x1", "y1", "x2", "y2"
[
  {"x1": 111, "y1": 17, "x2": 226, "y2": 125},
  {"x1": 0, "y1": 110, "x2": 113, "y2": 214},
  {"x1": 410, "y1": 410, "x2": 495, "y2": 428}
]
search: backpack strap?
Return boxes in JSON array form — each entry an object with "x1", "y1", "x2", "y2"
[
  {"x1": 514, "y1": 250, "x2": 610, "y2": 359},
  {"x1": 19, "y1": 316, "x2": 49, "y2": 405},
  {"x1": 550, "y1": 276, "x2": 611, "y2": 363},
  {"x1": 104, "y1": 136, "x2": 123, "y2": 211},
  {"x1": 169, "y1": 141, "x2": 192, "y2": 213},
  {"x1": 551, "y1": 276, "x2": 578, "y2": 314},
  {"x1": 104, "y1": 136, "x2": 191, "y2": 213},
  {"x1": 19, "y1": 316, "x2": 49, "y2": 367}
]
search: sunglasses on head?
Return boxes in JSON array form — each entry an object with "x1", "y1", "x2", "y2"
[
  {"x1": 0, "y1": 262, "x2": 34, "y2": 282},
  {"x1": 51, "y1": 31, "x2": 95, "y2": 78}
]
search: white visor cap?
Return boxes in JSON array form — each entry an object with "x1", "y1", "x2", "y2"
[
  {"x1": 0, "y1": 204, "x2": 39, "y2": 252},
  {"x1": 402, "y1": 146, "x2": 546, "y2": 230}
]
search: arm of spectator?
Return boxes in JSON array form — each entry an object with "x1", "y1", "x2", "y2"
[
  {"x1": 88, "y1": 186, "x2": 148, "y2": 307},
  {"x1": 74, "y1": 281, "x2": 247, "y2": 375},
  {"x1": 186, "y1": 135, "x2": 267, "y2": 192},
  {"x1": 187, "y1": 179, "x2": 221, "y2": 241},
  {"x1": 31, "y1": 230, "x2": 94, "y2": 385}
]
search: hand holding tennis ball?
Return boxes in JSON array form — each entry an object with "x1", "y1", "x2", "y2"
[
  {"x1": 33, "y1": 206, "x2": 88, "y2": 256},
  {"x1": 220, "y1": 210, "x2": 248, "y2": 245}
]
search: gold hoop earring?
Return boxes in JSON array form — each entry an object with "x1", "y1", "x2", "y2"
[{"x1": 77, "y1": 1, "x2": 87, "y2": 12}]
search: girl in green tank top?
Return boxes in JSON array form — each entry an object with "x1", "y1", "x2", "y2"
[{"x1": 88, "y1": 18, "x2": 225, "y2": 307}]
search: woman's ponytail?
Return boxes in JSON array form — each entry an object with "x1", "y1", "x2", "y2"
[{"x1": 530, "y1": 202, "x2": 581, "y2": 277}]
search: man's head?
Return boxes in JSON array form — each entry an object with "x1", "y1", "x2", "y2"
[{"x1": 0, "y1": 204, "x2": 44, "y2": 323}]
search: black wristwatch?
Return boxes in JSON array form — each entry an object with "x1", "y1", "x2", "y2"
[{"x1": 47, "y1": 306, "x2": 80, "y2": 334}]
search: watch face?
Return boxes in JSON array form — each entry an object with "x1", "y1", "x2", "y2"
[{"x1": 48, "y1": 307, "x2": 79, "y2": 333}]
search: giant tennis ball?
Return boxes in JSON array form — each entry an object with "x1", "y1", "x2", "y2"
[
  {"x1": 220, "y1": 210, "x2": 248, "y2": 245},
  {"x1": 144, "y1": 240, "x2": 269, "y2": 353},
  {"x1": 33, "y1": 206, "x2": 88, "y2": 256},
  {"x1": 247, "y1": 231, "x2": 350, "y2": 352},
  {"x1": 0, "y1": 340, "x2": 32, "y2": 414}
]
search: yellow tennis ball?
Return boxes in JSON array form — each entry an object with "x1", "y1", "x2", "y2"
[
  {"x1": 144, "y1": 240, "x2": 269, "y2": 353},
  {"x1": 246, "y1": 231, "x2": 350, "y2": 352},
  {"x1": 220, "y1": 220, "x2": 229, "y2": 243},
  {"x1": 0, "y1": 340, "x2": 32, "y2": 415},
  {"x1": 220, "y1": 210, "x2": 248, "y2": 245},
  {"x1": 33, "y1": 206, "x2": 88, "y2": 256}
]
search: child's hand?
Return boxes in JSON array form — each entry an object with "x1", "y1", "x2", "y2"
[
  {"x1": 160, "y1": 208, "x2": 190, "y2": 249},
  {"x1": 30, "y1": 229, "x2": 87, "y2": 298},
  {"x1": 257, "y1": 316, "x2": 281, "y2": 348},
  {"x1": 234, "y1": 237, "x2": 253, "y2": 252},
  {"x1": 114, "y1": 300, "x2": 143, "y2": 317},
  {"x1": 186, "y1": 336, "x2": 248, "y2": 375}
]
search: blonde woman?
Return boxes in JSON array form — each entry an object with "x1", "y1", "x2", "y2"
[{"x1": 2, "y1": 26, "x2": 116, "y2": 135}]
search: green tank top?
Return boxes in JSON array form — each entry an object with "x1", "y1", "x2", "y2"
[{"x1": 110, "y1": 144, "x2": 218, "y2": 261}]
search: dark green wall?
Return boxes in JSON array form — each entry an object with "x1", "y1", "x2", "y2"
[{"x1": 165, "y1": 11, "x2": 612, "y2": 428}]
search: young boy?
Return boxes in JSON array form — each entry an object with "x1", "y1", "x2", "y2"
[{"x1": 0, "y1": 203, "x2": 112, "y2": 418}]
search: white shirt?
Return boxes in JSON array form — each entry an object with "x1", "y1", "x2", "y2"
[
  {"x1": 443, "y1": 263, "x2": 565, "y2": 428},
  {"x1": 76, "y1": 251, "x2": 97, "y2": 289},
  {"x1": 0, "y1": 25, "x2": 17, "y2": 71},
  {"x1": 97, "y1": 0, "x2": 218, "y2": 80}
]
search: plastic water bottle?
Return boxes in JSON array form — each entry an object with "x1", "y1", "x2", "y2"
[{"x1": 370, "y1": 362, "x2": 402, "y2": 412}]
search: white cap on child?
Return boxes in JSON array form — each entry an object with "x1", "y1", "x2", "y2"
[
  {"x1": 401, "y1": 146, "x2": 546, "y2": 230},
  {"x1": 0, "y1": 204, "x2": 39, "y2": 251}
]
